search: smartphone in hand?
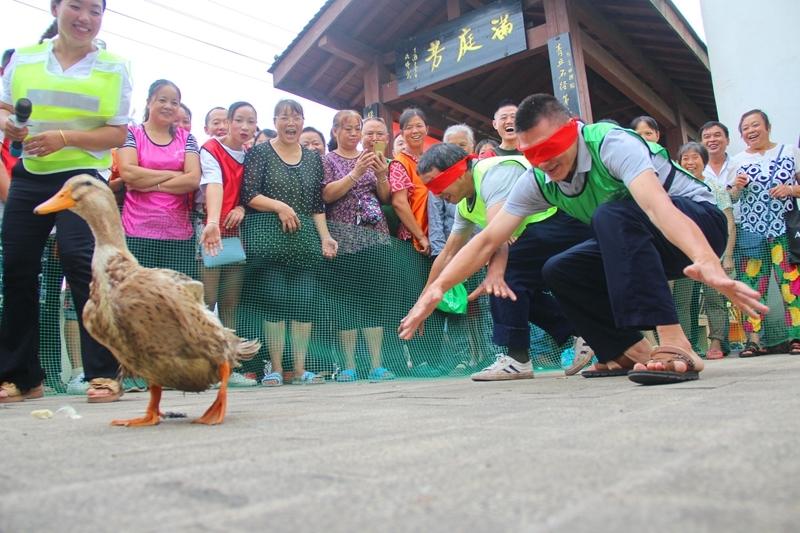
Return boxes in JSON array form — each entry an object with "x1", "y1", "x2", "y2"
[{"x1": 373, "y1": 140, "x2": 387, "y2": 157}]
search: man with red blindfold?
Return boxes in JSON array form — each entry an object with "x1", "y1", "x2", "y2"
[
  {"x1": 401, "y1": 93, "x2": 767, "y2": 386},
  {"x1": 414, "y1": 143, "x2": 595, "y2": 379}
]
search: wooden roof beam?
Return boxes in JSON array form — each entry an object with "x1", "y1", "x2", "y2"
[
  {"x1": 318, "y1": 31, "x2": 374, "y2": 68},
  {"x1": 647, "y1": 0, "x2": 709, "y2": 69},
  {"x1": 271, "y1": 0, "x2": 355, "y2": 84},
  {"x1": 427, "y1": 91, "x2": 492, "y2": 124},
  {"x1": 332, "y1": 64, "x2": 362, "y2": 96},
  {"x1": 572, "y1": 0, "x2": 708, "y2": 128},
  {"x1": 307, "y1": 55, "x2": 339, "y2": 88},
  {"x1": 580, "y1": 31, "x2": 677, "y2": 127}
]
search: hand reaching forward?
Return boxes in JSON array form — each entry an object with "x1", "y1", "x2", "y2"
[
  {"x1": 398, "y1": 285, "x2": 444, "y2": 340},
  {"x1": 684, "y1": 257, "x2": 768, "y2": 319},
  {"x1": 468, "y1": 271, "x2": 517, "y2": 301}
]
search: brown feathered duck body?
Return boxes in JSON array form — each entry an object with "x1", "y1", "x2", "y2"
[{"x1": 35, "y1": 175, "x2": 260, "y2": 425}]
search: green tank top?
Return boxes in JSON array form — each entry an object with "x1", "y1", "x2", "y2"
[{"x1": 457, "y1": 155, "x2": 557, "y2": 237}]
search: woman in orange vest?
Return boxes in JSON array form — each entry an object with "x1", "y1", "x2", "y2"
[{"x1": 388, "y1": 108, "x2": 430, "y2": 255}]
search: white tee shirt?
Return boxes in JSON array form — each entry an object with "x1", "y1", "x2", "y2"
[{"x1": 199, "y1": 139, "x2": 245, "y2": 187}]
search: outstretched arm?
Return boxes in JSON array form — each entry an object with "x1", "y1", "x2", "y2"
[
  {"x1": 628, "y1": 170, "x2": 767, "y2": 318},
  {"x1": 398, "y1": 208, "x2": 523, "y2": 339}
]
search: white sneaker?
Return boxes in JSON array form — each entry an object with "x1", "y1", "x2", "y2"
[
  {"x1": 471, "y1": 355, "x2": 533, "y2": 381},
  {"x1": 565, "y1": 337, "x2": 595, "y2": 376},
  {"x1": 214, "y1": 371, "x2": 258, "y2": 389}
]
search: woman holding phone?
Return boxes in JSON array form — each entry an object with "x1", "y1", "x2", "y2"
[{"x1": 322, "y1": 111, "x2": 394, "y2": 381}]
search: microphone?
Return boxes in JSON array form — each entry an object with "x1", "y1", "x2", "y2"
[{"x1": 10, "y1": 98, "x2": 32, "y2": 158}]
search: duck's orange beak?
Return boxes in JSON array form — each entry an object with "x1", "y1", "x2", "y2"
[{"x1": 34, "y1": 185, "x2": 76, "y2": 214}]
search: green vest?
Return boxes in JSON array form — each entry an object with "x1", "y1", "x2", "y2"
[
  {"x1": 534, "y1": 122, "x2": 705, "y2": 223},
  {"x1": 457, "y1": 155, "x2": 557, "y2": 237},
  {"x1": 11, "y1": 42, "x2": 128, "y2": 174}
]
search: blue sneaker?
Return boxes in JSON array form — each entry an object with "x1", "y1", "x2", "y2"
[
  {"x1": 292, "y1": 371, "x2": 324, "y2": 385},
  {"x1": 335, "y1": 368, "x2": 358, "y2": 382},
  {"x1": 66, "y1": 372, "x2": 89, "y2": 395},
  {"x1": 368, "y1": 367, "x2": 395, "y2": 382},
  {"x1": 261, "y1": 371, "x2": 283, "y2": 387}
]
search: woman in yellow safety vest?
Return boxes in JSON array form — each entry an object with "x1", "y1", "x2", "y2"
[{"x1": 0, "y1": 0, "x2": 131, "y2": 403}]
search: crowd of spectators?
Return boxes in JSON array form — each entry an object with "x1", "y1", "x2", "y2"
[{"x1": 1, "y1": 1, "x2": 798, "y2": 402}]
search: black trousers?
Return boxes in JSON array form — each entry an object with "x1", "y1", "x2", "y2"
[
  {"x1": 0, "y1": 163, "x2": 119, "y2": 390},
  {"x1": 542, "y1": 198, "x2": 727, "y2": 362},
  {"x1": 491, "y1": 210, "x2": 594, "y2": 349}
]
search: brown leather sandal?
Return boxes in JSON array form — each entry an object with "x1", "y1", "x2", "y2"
[
  {"x1": 0, "y1": 382, "x2": 44, "y2": 403},
  {"x1": 628, "y1": 345, "x2": 703, "y2": 385},
  {"x1": 86, "y1": 378, "x2": 123, "y2": 403}
]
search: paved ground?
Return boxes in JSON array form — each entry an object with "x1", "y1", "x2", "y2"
[{"x1": 1, "y1": 354, "x2": 799, "y2": 533}]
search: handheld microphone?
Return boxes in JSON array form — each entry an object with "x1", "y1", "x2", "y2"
[{"x1": 10, "y1": 98, "x2": 32, "y2": 158}]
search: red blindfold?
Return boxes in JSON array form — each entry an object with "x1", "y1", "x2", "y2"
[
  {"x1": 522, "y1": 119, "x2": 579, "y2": 167},
  {"x1": 426, "y1": 154, "x2": 477, "y2": 195}
]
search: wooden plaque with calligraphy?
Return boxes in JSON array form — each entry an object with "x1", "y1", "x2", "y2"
[
  {"x1": 395, "y1": 0, "x2": 526, "y2": 95},
  {"x1": 547, "y1": 33, "x2": 582, "y2": 118}
]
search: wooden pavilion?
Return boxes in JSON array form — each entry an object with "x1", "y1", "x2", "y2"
[{"x1": 269, "y1": 0, "x2": 714, "y2": 155}]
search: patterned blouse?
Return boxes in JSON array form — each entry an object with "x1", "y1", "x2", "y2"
[
  {"x1": 241, "y1": 141, "x2": 324, "y2": 215},
  {"x1": 732, "y1": 144, "x2": 800, "y2": 238},
  {"x1": 323, "y1": 152, "x2": 389, "y2": 254}
]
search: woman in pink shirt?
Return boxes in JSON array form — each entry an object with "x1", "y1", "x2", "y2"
[{"x1": 118, "y1": 79, "x2": 200, "y2": 277}]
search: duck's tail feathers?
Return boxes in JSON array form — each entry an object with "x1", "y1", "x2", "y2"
[{"x1": 235, "y1": 338, "x2": 261, "y2": 362}]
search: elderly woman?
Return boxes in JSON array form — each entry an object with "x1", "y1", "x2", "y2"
[
  {"x1": 672, "y1": 142, "x2": 736, "y2": 359},
  {"x1": 322, "y1": 112, "x2": 395, "y2": 381},
  {"x1": 241, "y1": 99, "x2": 337, "y2": 386},
  {"x1": 729, "y1": 109, "x2": 800, "y2": 357}
]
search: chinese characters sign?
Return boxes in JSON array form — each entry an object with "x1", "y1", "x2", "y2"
[
  {"x1": 396, "y1": 0, "x2": 526, "y2": 95},
  {"x1": 547, "y1": 33, "x2": 582, "y2": 117}
]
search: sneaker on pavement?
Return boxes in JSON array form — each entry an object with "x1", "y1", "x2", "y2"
[
  {"x1": 227, "y1": 371, "x2": 257, "y2": 387},
  {"x1": 471, "y1": 355, "x2": 533, "y2": 381},
  {"x1": 565, "y1": 336, "x2": 595, "y2": 376},
  {"x1": 66, "y1": 372, "x2": 89, "y2": 395}
]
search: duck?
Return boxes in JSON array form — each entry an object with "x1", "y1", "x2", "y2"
[{"x1": 34, "y1": 175, "x2": 260, "y2": 426}]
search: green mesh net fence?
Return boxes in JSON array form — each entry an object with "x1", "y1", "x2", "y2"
[{"x1": 0, "y1": 211, "x2": 795, "y2": 393}]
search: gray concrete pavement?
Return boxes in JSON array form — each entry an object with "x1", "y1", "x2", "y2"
[{"x1": 1, "y1": 354, "x2": 799, "y2": 533}]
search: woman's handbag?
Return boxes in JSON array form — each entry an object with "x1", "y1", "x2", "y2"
[
  {"x1": 202, "y1": 237, "x2": 246, "y2": 268},
  {"x1": 785, "y1": 198, "x2": 800, "y2": 263}
]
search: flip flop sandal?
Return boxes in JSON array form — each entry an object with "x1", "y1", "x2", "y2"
[
  {"x1": 739, "y1": 341, "x2": 767, "y2": 358},
  {"x1": 581, "y1": 367, "x2": 629, "y2": 378},
  {"x1": 0, "y1": 382, "x2": 44, "y2": 403},
  {"x1": 789, "y1": 341, "x2": 800, "y2": 355},
  {"x1": 86, "y1": 378, "x2": 123, "y2": 403},
  {"x1": 628, "y1": 345, "x2": 701, "y2": 386}
]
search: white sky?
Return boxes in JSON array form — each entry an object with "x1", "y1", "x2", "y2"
[{"x1": 1, "y1": 0, "x2": 705, "y2": 143}]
